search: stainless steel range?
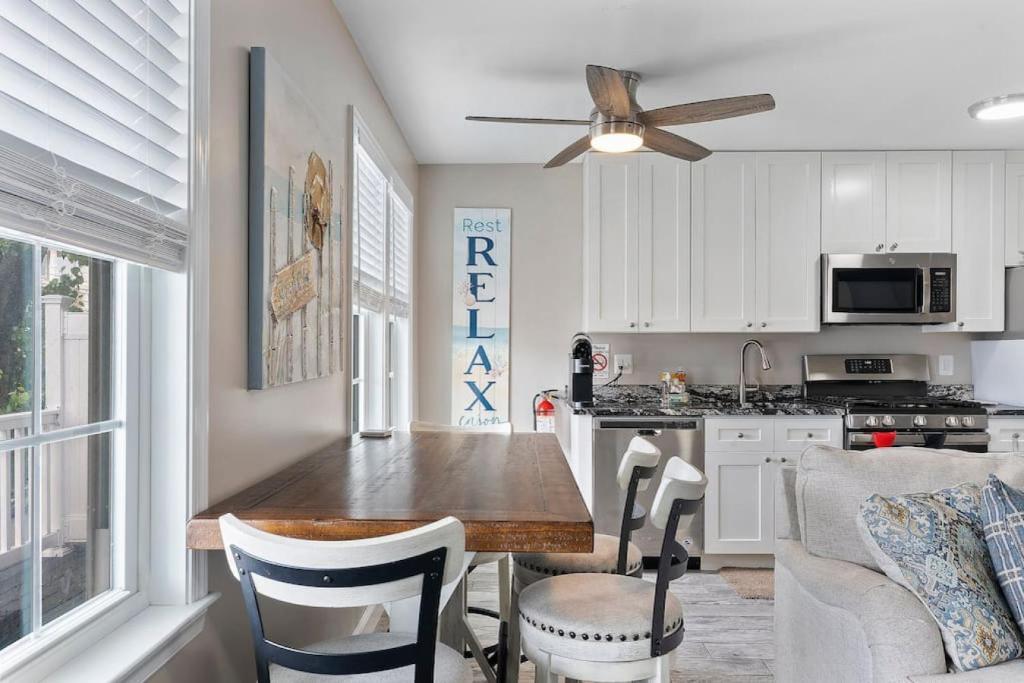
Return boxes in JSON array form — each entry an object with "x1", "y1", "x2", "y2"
[{"x1": 803, "y1": 354, "x2": 990, "y2": 452}]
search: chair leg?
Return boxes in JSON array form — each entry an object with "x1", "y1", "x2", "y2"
[
  {"x1": 506, "y1": 577, "x2": 522, "y2": 681},
  {"x1": 533, "y1": 652, "x2": 556, "y2": 683},
  {"x1": 646, "y1": 653, "x2": 673, "y2": 682}
]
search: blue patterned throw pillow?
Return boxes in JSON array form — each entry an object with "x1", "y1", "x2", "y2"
[
  {"x1": 858, "y1": 482, "x2": 1024, "y2": 672},
  {"x1": 981, "y1": 474, "x2": 1024, "y2": 634}
]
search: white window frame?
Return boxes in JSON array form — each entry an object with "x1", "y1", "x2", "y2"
[
  {"x1": 350, "y1": 107, "x2": 414, "y2": 434},
  {"x1": 0, "y1": 1, "x2": 214, "y2": 679}
]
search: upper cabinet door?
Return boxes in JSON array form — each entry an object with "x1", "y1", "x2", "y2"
[
  {"x1": 691, "y1": 153, "x2": 757, "y2": 332},
  {"x1": 583, "y1": 154, "x2": 639, "y2": 332},
  {"x1": 949, "y1": 151, "x2": 1005, "y2": 332},
  {"x1": 1006, "y1": 154, "x2": 1024, "y2": 267},
  {"x1": 821, "y1": 152, "x2": 886, "y2": 254},
  {"x1": 638, "y1": 156, "x2": 691, "y2": 333},
  {"x1": 885, "y1": 151, "x2": 952, "y2": 252},
  {"x1": 755, "y1": 153, "x2": 821, "y2": 332}
]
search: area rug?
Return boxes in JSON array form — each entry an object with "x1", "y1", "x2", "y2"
[{"x1": 720, "y1": 567, "x2": 775, "y2": 600}]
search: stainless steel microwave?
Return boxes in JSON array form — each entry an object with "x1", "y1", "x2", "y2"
[{"x1": 822, "y1": 253, "x2": 956, "y2": 324}]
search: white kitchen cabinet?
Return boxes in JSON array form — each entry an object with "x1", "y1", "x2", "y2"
[
  {"x1": 704, "y1": 450, "x2": 776, "y2": 554},
  {"x1": 583, "y1": 153, "x2": 691, "y2": 333},
  {"x1": 937, "y1": 152, "x2": 1005, "y2": 332},
  {"x1": 755, "y1": 152, "x2": 821, "y2": 332},
  {"x1": 584, "y1": 154, "x2": 639, "y2": 332},
  {"x1": 691, "y1": 153, "x2": 756, "y2": 332},
  {"x1": 989, "y1": 417, "x2": 1024, "y2": 453},
  {"x1": 885, "y1": 151, "x2": 952, "y2": 252},
  {"x1": 1006, "y1": 153, "x2": 1024, "y2": 267},
  {"x1": 638, "y1": 155, "x2": 691, "y2": 332},
  {"x1": 821, "y1": 152, "x2": 887, "y2": 253}
]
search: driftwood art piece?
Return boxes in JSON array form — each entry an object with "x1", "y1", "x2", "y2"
[{"x1": 248, "y1": 47, "x2": 344, "y2": 389}]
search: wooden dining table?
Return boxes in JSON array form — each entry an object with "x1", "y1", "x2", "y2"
[{"x1": 187, "y1": 430, "x2": 593, "y2": 681}]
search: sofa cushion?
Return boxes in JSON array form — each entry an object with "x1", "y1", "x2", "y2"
[
  {"x1": 981, "y1": 475, "x2": 1024, "y2": 635},
  {"x1": 796, "y1": 446, "x2": 1024, "y2": 570},
  {"x1": 858, "y1": 482, "x2": 1024, "y2": 672},
  {"x1": 909, "y1": 658, "x2": 1024, "y2": 681}
]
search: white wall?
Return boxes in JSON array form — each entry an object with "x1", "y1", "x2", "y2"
[
  {"x1": 152, "y1": 1, "x2": 417, "y2": 680},
  {"x1": 416, "y1": 164, "x2": 975, "y2": 432}
]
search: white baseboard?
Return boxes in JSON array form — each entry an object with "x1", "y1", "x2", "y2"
[{"x1": 699, "y1": 553, "x2": 775, "y2": 571}]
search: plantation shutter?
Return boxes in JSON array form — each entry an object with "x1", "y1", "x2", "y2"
[
  {"x1": 353, "y1": 144, "x2": 387, "y2": 312},
  {"x1": 0, "y1": 0, "x2": 190, "y2": 270},
  {"x1": 389, "y1": 191, "x2": 411, "y2": 319}
]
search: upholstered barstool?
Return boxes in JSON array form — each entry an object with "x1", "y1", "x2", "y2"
[
  {"x1": 506, "y1": 436, "x2": 661, "y2": 679},
  {"x1": 517, "y1": 457, "x2": 707, "y2": 682}
]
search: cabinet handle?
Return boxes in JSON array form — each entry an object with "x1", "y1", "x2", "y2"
[
  {"x1": 780, "y1": 457, "x2": 788, "y2": 463},
  {"x1": 957, "y1": 322, "x2": 965, "y2": 328},
  {"x1": 807, "y1": 432, "x2": 814, "y2": 438},
  {"x1": 643, "y1": 322, "x2": 651, "y2": 328},
  {"x1": 629, "y1": 322, "x2": 636, "y2": 328},
  {"x1": 764, "y1": 456, "x2": 772, "y2": 463},
  {"x1": 875, "y1": 243, "x2": 884, "y2": 252},
  {"x1": 760, "y1": 322, "x2": 767, "y2": 328},
  {"x1": 737, "y1": 432, "x2": 745, "y2": 439},
  {"x1": 746, "y1": 322, "x2": 753, "y2": 328},
  {"x1": 890, "y1": 242, "x2": 899, "y2": 251}
]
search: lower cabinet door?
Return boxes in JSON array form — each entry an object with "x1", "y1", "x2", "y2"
[{"x1": 704, "y1": 451, "x2": 775, "y2": 554}]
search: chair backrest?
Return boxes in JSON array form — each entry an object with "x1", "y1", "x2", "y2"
[
  {"x1": 409, "y1": 420, "x2": 513, "y2": 434},
  {"x1": 220, "y1": 515, "x2": 465, "y2": 683},
  {"x1": 614, "y1": 436, "x2": 661, "y2": 574},
  {"x1": 648, "y1": 457, "x2": 707, "y2": 659}
]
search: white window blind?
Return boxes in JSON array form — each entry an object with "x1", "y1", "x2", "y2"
[
  {"x1": 389, "y1": 190, "x2": 411, "y2": 318},
  {"x1": 354, "y1": 144, "x2": 387, "y2": 312},
  {"x1": 0, "y1": 0, "x2": 190, "y2": 270}
]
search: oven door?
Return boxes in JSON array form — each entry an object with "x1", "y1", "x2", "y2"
[
  {"x1": 822, "y1": 253, "x2": 956, "y2": 324},
  {"x1": 847, "y1": 431, "x2": 990, "y2": 453}
]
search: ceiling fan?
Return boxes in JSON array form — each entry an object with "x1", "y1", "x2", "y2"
[{"x1": 466, "y1": 65, "x2": 775, "y2": 168}]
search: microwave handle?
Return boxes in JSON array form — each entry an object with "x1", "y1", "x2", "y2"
[{"x1": 917, "y1": 269, "x2": 926, "y2": 312}]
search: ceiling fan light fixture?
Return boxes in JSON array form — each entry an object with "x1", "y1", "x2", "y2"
[
  {"x1": 969, "y1": 93, "x2": 1024, "y2": 120},
  {"x1": 590, "y1": 120, "x2": 645, "y2": 153}
]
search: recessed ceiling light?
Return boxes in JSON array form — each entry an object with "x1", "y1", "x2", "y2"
[{"x1": 968, "y1": 94, "x2": 1024, "y2": 121}]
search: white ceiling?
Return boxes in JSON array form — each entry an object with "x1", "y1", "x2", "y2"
[{"x1": 333, "y1": 0, "x2": 1024, "y2": 165}]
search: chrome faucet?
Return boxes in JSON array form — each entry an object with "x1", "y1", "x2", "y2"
[{"x1": 739, "y1": 339, "x2": 773, "y2": 406}]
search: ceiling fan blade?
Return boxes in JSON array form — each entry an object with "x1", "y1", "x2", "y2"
[
  {"x1": 643, "y1": 127, "x2": 711, "y2": 162},
  {"x1": 585, "y1": 65, "x2": 632, "y2": 118},
  {"x1": 466, "y1": 116, "x2": 591, "y2": 126},
  {"x1": 544, "y1": 136, "x2": 592, "y2": 168},
  {"x1": 639, "y1": 94, "x2": 776, "y2": 127}
]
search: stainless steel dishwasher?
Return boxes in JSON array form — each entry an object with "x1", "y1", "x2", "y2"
[{"x1": 592, "y1": 417, "x2": 704, "y2": 561}]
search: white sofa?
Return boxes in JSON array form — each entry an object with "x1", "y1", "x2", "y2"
[{"x1": 774, "y1": 446, "x2": 1024, "y2": 682}]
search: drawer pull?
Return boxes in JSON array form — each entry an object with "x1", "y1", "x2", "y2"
[
  {"x1": 737, "y1": 432, "x2": 744, "y2": 439},
  {"x1": 806, "y1": 432, "x2": 814, "y2": 438},
  {"x1": 780, "y1": 456, "x2": 788, "y2": 463},
  {"x1": 764, "y1": 457, "x2": 771, "y2": 463}
]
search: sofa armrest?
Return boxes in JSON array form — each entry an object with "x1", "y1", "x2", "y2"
[
  {"x1": 775, "y1": 539, "x2": 946, "y2": 682},
  {"x1": 776, "y1": 466, "x2": 800, "y2": 541}
]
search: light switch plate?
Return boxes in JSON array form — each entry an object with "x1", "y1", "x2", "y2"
[
  {"x1": 938, "y1": 355, "x2": 954, "y2": 376},
  {"x1": 614, "y1": 354, "x2": 633, "y2": 375}
]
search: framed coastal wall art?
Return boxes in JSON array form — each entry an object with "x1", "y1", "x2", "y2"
[
  {"x1": 248, "y1": 47, "x2": 344, "y2": 390},
  {"x1": 451, "y1": 208, "x2": 511, "y2": 426}
]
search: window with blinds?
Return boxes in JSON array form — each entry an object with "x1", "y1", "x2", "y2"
[
  {"x1": 389, "y1": 192, "x2": 412, "y2": 319},
  {"x1": 0, "y1": 0, "x2": 190, "y2": 270},
  {"x1": 354, "y1": 144, "x2": 387, "y2": 312}
]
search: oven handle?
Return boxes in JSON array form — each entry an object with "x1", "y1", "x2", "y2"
[{"x1": 848, "y1": 432, "x2": 991, "y2": 447}]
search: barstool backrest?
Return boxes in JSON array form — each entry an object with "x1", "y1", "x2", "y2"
[
  {"x1": 220, "y1": 515, "x2": 465, "y2": 683},
  {"x1": 410, "y1": 420, "x2": 513, "y2": 434},
  {"x1": 615, "y1": 435, "x2": 661, "y2": 491},
  {"x1": 651, "y1": 457, "x2": 708, "y2": 530}
]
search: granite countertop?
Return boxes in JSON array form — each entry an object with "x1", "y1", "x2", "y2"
[{"x1": 557, "y1": 384, "x2": 846, "y2": 418}]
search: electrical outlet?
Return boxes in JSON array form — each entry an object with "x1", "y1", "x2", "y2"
[
  {"x1": 938, "y1": 355, "x2": 954, "y2": 377},
  {"x1": 614, "y1": 354, "x2": 633, "y2": 375}
]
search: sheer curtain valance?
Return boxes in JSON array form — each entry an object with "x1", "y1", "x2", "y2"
[{"x1": 0, "y1": 0, "x2": 190, "y2": 270}]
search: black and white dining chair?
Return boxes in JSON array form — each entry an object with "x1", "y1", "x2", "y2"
[
  {"x1": 505, "y1": 435, "x2": 661, "y2": 679},
  {"x1": 516, "y1": 457, "x2": 707, "y2": 683},
  {"x1": 220, "y1": 513, "x2": 471, "y2": 682},
  {"x1": 408, "y1": 419, "x2": 512, "y2": 681}
]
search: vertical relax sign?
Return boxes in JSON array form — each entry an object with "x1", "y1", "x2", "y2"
[{"x1": 451, "y1": 208, "x2": 511, "y2": 426}]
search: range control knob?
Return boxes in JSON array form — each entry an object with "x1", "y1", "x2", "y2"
[
  {"x1": 865, "y1": 416, "x2": 880, "y2": 427},
  {"x1": 881, "y1": 415, "x2": 896, "y2": 427},
  {"x1": 962, "y1": 416, "x2": 976, "y2": 427},
  {"x1": 945, "y1": 416, "x2": 961, "y2": 427},
  {"x1": 913, "y1": 415, "x2": 928, "y2": 427}
]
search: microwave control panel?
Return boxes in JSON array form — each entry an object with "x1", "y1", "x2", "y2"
[{"x1": 929, "y1": 268, "x2": 952, "y2": 313}]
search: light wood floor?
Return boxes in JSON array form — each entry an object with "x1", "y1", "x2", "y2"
[{"x1": 465, "y1": 562, "x2": 775, "y2": 683}]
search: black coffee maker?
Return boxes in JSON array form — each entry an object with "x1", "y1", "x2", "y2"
[{"x1": 568, "y1": 333, "x2": 594, "y2": 409}]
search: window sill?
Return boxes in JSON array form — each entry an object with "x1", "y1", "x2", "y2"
[{"x1": 42, "y1": 593, "x2": 218, "y2": 683}]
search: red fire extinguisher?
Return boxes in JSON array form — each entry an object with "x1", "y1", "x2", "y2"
[{"x1": 534, "y1": 393, "x2": 556, "y2": 433}]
